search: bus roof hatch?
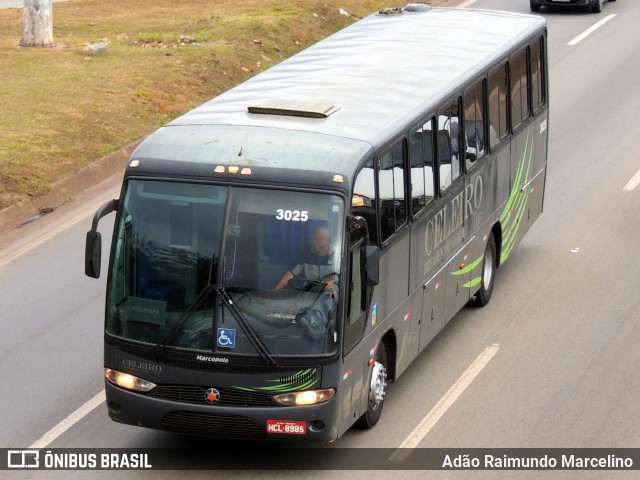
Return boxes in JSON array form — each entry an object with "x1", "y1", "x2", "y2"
[{"x1": 248, "y1": 100, "x2": 340, "y2": 118}]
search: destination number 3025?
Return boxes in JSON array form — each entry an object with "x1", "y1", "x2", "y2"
[{"x1": 275, "y1": 209, "x2": 309, "y2": 222}]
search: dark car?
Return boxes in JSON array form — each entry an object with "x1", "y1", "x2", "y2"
[{"x1": 530, "y1": 0, "x2": 616, "y2": 13}]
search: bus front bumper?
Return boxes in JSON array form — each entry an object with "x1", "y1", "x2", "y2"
[{"x1": 105, "y1": 381, "x2": 340, "y2": 442}]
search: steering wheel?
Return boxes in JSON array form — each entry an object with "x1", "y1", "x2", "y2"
[{"x1": 288, "y1": 272, "x2": 340, "y2": 292}]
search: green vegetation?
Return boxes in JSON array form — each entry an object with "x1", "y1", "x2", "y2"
[{"x1": 0, "y1": 0, "x2": 446, "y2": 210}]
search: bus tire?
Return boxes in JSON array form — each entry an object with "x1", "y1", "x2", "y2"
[
  {"x1": 355, "y1": 340, "x2": 388, "y2": 429},
  {"x1": 471, "y1": 232, "x2": 496, "y2": 307}
]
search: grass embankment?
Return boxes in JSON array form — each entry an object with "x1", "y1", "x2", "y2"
[{"x1": 0, "y1": 0, "x2": 447, "y2": 210}]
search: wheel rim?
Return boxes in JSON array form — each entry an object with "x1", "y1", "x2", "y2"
[
  {"x1": 368, "y1": 360, "x2": 387, "y2": 411},
  {"x1": 482, "y1": 245, "x2": 494, "y2": 290}
]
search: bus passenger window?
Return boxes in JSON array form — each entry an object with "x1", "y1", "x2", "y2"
[
  {"x1": 531, "y1": 36, "x2": 545, "y2": 113},
  {"x1": 438, "y1": 99, "x2": 461, "y2": 191},
  {"x1": 378, "y1": 141, "x2": 407, "y2": 243},
  {"x1": 488, "y1": 64, "x2": 508, "y2": 149},
  {"x1": 464, "y1": 81, "x2": 487, "y2": 171},
  {"x1": 409, "y1": 118, "x2": 435, "y2": 215},
  {"x1": 511, "y1": 47, "x2": 530, "y2": 130},
  {"x1": 352, "y1": 159, "x2": 378, "y2": 244}
]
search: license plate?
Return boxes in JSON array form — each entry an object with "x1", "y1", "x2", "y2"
[{"x1": 266, "y1": 419, "x2": 307, "y2": 435}]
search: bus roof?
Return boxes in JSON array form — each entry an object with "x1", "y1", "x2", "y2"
[{"x1": 131, "y1": 7, "x2": 546, "y2": 181}]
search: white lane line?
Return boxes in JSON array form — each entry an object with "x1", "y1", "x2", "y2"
[
  {"x1": 389, "y1": 344, "x2": 500, "y2": 462},
  {"x1": 30, "y1": 390, "x2": 105, "y2": 449},
  {"x1": 457, "y1": 0, "x2": 478, "y2": 7},
  {"x1": 623, "y1": 169, "x2": 640, "y2": 192},
  {"x1": 567, "y1": 14, "x2": 616, "y2": 46}
]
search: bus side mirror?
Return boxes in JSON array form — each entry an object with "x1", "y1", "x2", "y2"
[
  {"x1": 364, "y1": 245, "x2": 380, "y2": 286},
  {"x1": 85, "y1": 231, "x2": 102, "y2": 278},
  {"x1": 85, "y1": 199, "x2": 118, "y2": 279}
]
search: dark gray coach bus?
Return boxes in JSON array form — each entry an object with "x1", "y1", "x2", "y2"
[{"x1": 86, "y1": 4, "x2": 548, "y2": 441}]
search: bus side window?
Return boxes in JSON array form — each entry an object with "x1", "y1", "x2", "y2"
[
  {"x1": 438, "y1": 98, "x2": 462, "y2": 191},
  {"x1": 463, "y1": 81, "x2": 487, "y2": 171},
  {"x1": 531, "y1": 35, "x2": 546, "y2": 113},
  {"x1": 378, "y1": 140, "x2": 407, "y2": 244},
  {"x1": 510, "y1": 47, "x2": 530, "y2": 131},
  {"x1": 409, "y1": 118, "x2": 435, "y2": 216},
  {"x1": 488, "y1": 64, "x2": 508, "y2": 149},
  {"x1": 352, "y1": 159, "x2": 378, "y2": 245}
]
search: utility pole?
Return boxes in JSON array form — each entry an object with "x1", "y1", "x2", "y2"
[{"x1": 20, "y1": 0, "x2": 54, "y2": 47}]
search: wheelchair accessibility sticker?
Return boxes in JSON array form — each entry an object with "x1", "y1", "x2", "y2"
[{"x1": 217, "y1": 328, "x2": 236, "y2": 348}]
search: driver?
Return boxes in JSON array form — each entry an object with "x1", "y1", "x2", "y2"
[{"x1": 274, "y1": 225, "x2": 336, "y2": 292}]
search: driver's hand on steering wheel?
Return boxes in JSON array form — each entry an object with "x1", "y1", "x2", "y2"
[{"x1": 324, "y1": 279, "x2": 336, "y2": 296}]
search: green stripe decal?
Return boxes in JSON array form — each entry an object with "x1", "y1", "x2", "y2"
[
  {"x1": 233, "y1": 368, "x2": 319, "y2": 393},
  {"x1": 500, "y1": 130, "x2": 534, "y2": 264},
  {"x1": 463, "y1": 277, "x2": 482, "y2": 289},
  {"x1": 447, "y1": 127, "x2": 537, "y2": 289},
  {"x1": 451, "y1": 254, "x2": 484, "y2": 276}
]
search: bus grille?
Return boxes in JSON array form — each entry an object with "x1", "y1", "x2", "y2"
[
  {"x1": 161, "y1": 411, "x2": 267, "y2": 440},
  {"x1": 147, "y1": 385, "x2": 278, "y2": 407}
]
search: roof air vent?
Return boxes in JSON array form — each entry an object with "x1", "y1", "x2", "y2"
[
  {"x1": 405, "y1": 3, "x2": 431, "y2": 12},
  {"x1": 378, "y1": 3, "x2": 431, "y2": 15},
  {"x1": 248, "y1": 100, "x2": 339, "y2": 118}
]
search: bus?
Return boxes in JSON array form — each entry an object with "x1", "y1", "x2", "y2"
[{"x1": 85, "y1": 4, "x2": 548, "y2": 442}]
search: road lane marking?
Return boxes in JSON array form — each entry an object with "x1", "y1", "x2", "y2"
[
  {"x1": 457, "y1": 0, "x2": 478, "y2": 7},
  {"x1": 567, "y1": 14, "x2": 616, "y2": 46},
  {"x1": 30, "y1": 390, "x2": 105, "y2": 449},
  {"x1": 389, "y1": 344, "x2": 500, "y2": 462},
  {"x1": 623, "y1": 169, "x2": 640, "y2": 192}
]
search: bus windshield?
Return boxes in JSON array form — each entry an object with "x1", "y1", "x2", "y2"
[{"x1": 106, "y1": 179, "x2": 344, "y2": 358}]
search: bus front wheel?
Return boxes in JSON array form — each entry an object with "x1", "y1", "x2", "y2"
[
  {"x1": 355, "y1": 340, "x2": 388, "y2": 429},
  {"x1": 472, "y1": 232, "x2": 496, "y2": 307}
]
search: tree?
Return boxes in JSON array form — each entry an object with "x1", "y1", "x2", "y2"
[{"x1": 20, "y1": 0, "x2": 54, "y2": 47}]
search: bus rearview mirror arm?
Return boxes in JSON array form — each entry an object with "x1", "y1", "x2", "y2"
[
  {"x1": 347, "y1": 214, "x2": 367, "y2": 231},
  {"x1": 85, "y1": 199, "x2": 119, "y2": 279}
]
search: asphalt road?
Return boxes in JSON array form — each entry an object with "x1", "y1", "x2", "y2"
[{"x1": 1, "y1": 0, "x2": 639, "y2": 478}]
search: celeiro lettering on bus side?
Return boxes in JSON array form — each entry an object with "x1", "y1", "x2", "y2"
[{"x1": 424, "y1": 176, "x2": 483, "y2": 274}]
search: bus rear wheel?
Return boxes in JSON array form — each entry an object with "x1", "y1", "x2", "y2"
[
  {"x1": 355, "y1": 340, "x2": 388, "y2": 429},
  {"x1": 471, "y1": 232, "x2": 496, "y2": 307}
]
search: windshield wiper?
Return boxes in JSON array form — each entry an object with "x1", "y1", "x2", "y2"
[
  {"x1": 154, "y1": 276, "x2": 216, "y2": 356},
  {"x1": 217, "y1": 258, "x2": 277, "y2": 366},
  {"x1": 154, "y1": 262, "x2": 276, "y2": 365}
]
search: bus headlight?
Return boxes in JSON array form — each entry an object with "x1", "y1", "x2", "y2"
[
  {"x1": 273, "y1": 388, "x2": 336, "y2": 406},
  {"x1": 105, "y1": 368, "x2": 156, "y2": 393}
]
